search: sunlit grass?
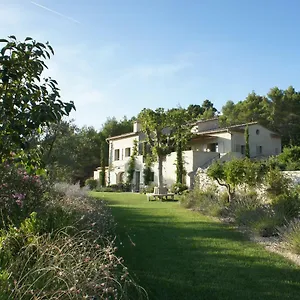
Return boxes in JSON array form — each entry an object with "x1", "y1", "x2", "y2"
[{"x1": 92, "y1": 192, "x2": 300, "y2": 300}]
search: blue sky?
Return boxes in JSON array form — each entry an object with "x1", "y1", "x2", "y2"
[{"x1": 1, "y1": 0, "x2": 300, "y2": 128}]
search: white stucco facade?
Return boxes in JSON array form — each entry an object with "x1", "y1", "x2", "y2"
[{"x1": 94, "y1": 120, "x2": 282, "y2": 190}]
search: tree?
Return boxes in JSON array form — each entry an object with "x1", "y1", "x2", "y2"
[
  {"x1": 0, "y1": 36, "x2": 75, "y2": 168},
  {"x1": 168, "y1": 108, "x2": 191, "y2": 184},
  {"x1": 277, "y1": 146, "x2": 300, "y2": 170},
  {"x1": 41, "y1": 121, "x2": 102, "y2": 184},
  {"x1": 207, "y1": 158, "x2": 265, "y2": 202},
  {"x1": 99, "y1": 132, "x2": 106, "y2": 186},
  {"x1": 244, "y1": 125, "x2": 250, "y2": 158},
  {"x1": 138, "y1": 108, "x2": 174, "y2": 192}
]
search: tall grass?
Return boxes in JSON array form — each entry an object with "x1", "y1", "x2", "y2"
[{"x1": 0, "y1": 183, "x2": 148, "y2": 299}]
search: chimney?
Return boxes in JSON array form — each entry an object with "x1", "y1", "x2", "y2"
[{"x1": 133, "y1": 121, "x2": 141, "y2": 133}]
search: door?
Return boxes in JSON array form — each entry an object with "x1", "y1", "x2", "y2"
[{"x1": 135, "y1": 171, "x2": 140, "y2": 192}]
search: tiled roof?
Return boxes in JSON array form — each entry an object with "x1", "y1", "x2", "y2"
[{"x1": 106, "y1": 131, "x2": 139, "y2": 141}]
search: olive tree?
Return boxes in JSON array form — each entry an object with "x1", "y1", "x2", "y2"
[{"x1": 138, "y1": 108, "x2": 175, "y2": 192}]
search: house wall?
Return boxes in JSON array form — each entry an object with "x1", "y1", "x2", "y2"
[
  {"x1": 231, "y1": 124, "x2": 281, "y2": 157},
  {"x1": 190, "y1": 132, "x2": 232, "y2": 153},
  {"x1": 210, "y1": 132, "x2": 232, "y2": 153},
  {"x1": 107, "y1": 134, "x2": 143, "y2": 185}
]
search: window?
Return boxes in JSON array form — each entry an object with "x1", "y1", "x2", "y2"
[
  {"x1": 256, "y1": 129, "x2": 260, "y2": 135},
  {"x1": 125, "y1": 147, "x2": 131, "y2": 157},
  {"x1": 114, "y1": 149, "x2": 120, "y2": 160},
  {"x1": 150, "y1": 172, "x2": 154, "y2": 182},
  {"x1": 256, "y1": 145, "x2": 262, "y2": 155},
  {"x1": 241, "y1": 145, "x2": 245, "y2": 155}
]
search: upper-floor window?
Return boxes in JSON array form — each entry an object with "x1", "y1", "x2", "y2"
[
  {"x1": 114, "y1": 149, "x2": 120, "y2": 161},
  {"x1": 125, "y1": 147, "x2": 131, "y2": 157}
]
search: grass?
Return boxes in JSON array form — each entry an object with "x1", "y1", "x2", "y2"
[{"x1": 91, "y1": 192, "x2": 300, "y2": 300}]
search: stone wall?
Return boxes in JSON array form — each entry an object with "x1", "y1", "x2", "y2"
[{"x1": 196, "y1": 169, "x2": 300, "y2": 199}]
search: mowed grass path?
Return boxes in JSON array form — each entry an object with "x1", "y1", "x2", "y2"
[{"x1": 92, "y1": 192, "x2": 300, "y2": 300}]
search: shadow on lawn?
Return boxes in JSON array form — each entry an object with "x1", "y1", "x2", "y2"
[{"x1": 108, "y1": 203, "x2": 300, "y2": 300}]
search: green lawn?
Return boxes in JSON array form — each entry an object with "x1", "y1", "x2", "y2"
[{"x1": 92, "y1": 192, "x2": 300, "y2": 300}]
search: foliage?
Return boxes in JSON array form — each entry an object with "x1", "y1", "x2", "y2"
[
  {"x1": 180, "y1": 186, "x2": 226, "y2": 217},
  {"x1": 251, "y1": 215, "x2": 282, "y2": 237},
  {"x1": 186, "y1": 100, "x2": 218, "y2": 120},
  {"x1": 0, "y1": 223, "x2": 145, "y2": 299},
  {"x1": 42, "y1": 121, "x2": 102, "y2": 185},
  {"x1": 207, "y1": 158, "x2": 267, "y2": 202},
  {"x1": 0, "y1": 36, "x2": 75, "y2": 168},
  {"x1": 97, "y1": 183, "x2": 132, "y2": 193},
  {"x1": 272, "y1": 190, "x2": 300, "y2": 221},
  {"x1": 138, "y1": 108, "x2": 174, "y2": 189},
  {"x1": 0, "y1": 184, "x2": 146, "y2": 299},
  {"x1": 170, "y1": 183, "x2": 188, "y2": 195},
  {"x1": 244, "y1": 124, "x2": 250, "y2": 158},
  {"x1": 219, "y1": 86, "x2": 300, "y2": 147},
  {"x1": 277, "y1": 146, "x2": 300, "y2": 170},
  {"x1": 85, "y1": 178, "x2": 97, "y2": 190},
  {"x1": 0, "y1": 163, "x2": 48, "y2": 227},
  {"x1": 168, "y1": 108, "x2": 191, "y2": 184},
  {"x1": 99, "y1": 135, "x2": 106, "y2": 187},
  {"x1": 265, "y1": 168, "x2": 291, "y2": 197},
  {"x1": 278, "y1": 219, "x2": 300, "y2": 254},
  {"x1": 143, "y1": 165, "x2": 153, "y2": 186},
  {"x1": 127, "y1": 140, "x2": 138, "y2": 184},
  {"x1": 143, "y1": 149, "x2": 154, "y2": 186},
  {"x1": 140, "y1": 183, "x2": 155, "y2": 194}
]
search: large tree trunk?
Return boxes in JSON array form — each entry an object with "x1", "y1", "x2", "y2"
[{"x1": 157, "y1": 155, "x2": 164, "y2": 193}]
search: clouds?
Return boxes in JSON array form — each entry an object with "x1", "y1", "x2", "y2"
[{"x1": 108, "y1": 60, "x2": 192, "y2": 88}]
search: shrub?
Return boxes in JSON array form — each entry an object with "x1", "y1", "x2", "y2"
[
  {"x1": 96, "y1": 186, "x2": 114, "y2": 192},
  {"x1": 0, "y1": 163, "x2": 49, "y2": 227},
  {"x1": 180, "y1": 187, "x2": 226, "y2": 217},
  {"x1": 271, "y1": 190, "x2": 300, "y2": 221},
  {"x1": 251, "y1": 214, "x2": 282, "y2": 237},
  {"x1": 0, "y1": 184, "x2": 148, "y2": 299},
  {"x1": 228, "y1": 192, "x2": 263, "y2": 225},
  {"x1": 265, "y1": 168, "x2": 291, "y2": 197},
  {"x1": 0, "y1": 225, "x2": 147, "y2": 299},
  {"x1": 85, "y1": 178, "x2": 98, "y2": 190},
  {"x1": 278, "y1": 219, "x2": 300, "y2": 254},
  {"x1": 170, "y1": 183, "x2": 188, "y2": 195},
  {"x1": 140, "y1": 184, "x2": 155, "y2": 194},
  {"x1": 107, "y1": 183, "x2": 131, "y2": 192}
]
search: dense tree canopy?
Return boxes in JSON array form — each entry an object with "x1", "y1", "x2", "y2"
[
  {"x1": 219, "y1": 86, "x2": 300, "y2": 147},
  {"x1": 0, "y1": 36, "x2": 75, "y2": 168}
]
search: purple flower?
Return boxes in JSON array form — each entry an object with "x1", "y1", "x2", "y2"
[
  {"x1": 13, "y1": 193, "x2": 26, "y2": 200},
  {"x1": 15, "y1": 199, "x2": 23, "y2": 207}
]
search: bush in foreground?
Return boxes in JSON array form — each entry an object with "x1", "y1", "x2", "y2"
[
  {"x1": 0, "y1": 182, "x2": 147, "y2": 299},
  {"x1": 278, "y1": 219, "x2": 300, "y2": 254}
]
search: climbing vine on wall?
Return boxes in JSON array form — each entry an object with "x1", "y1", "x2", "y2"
[{"x1": 126, "y1": 140, "x2": 138, "y2": 183}]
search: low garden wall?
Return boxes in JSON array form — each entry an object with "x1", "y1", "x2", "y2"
[{"x1": 196, "y1": 169, "x2": 300, "y2": 198}]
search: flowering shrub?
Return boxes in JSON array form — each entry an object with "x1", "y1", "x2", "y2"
[
  {"x1": 41, "y1": 183, "x2": 116, "y2": 236},
  {"x1": 0, "y1": 163, "x2": 48, "y2": 226},
  {"x1": 0, "y1": 185, "x2": 148, "y2": 299}
]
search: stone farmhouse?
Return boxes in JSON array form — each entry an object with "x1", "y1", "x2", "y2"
[{"x1": 94, "y1": 118, "x2": 281, "y2": 191}]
